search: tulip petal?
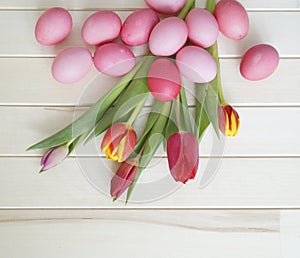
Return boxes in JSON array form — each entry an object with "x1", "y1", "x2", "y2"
[
  {"x1": 117, "y1": 129, "x2": 137, "y2": 162},
  {"x1": 110, "y1": 159, "x2": 138, "y2": 198},
  {"x1": 41, "y1": 144, "x2": 69, "y2": 171},
  {"x1": 218, "y1": 104, "x2": 240, "y2": 136},
  {"x1": 40, "y1": 147, "x2": 55, "y2": 166},
  {"x1": 167, "y1": 132, "x2": 199, "y2": 183},
  {"x1": 101, "y1": 123, "x2": 128, "y2": 152},
  {"x1": 101, "y1": 123, "x2": 137, "y2": 163}
]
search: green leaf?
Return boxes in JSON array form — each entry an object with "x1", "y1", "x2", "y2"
[
  {"x1": 27, "y1": 59, "x2": 145, "y2": 151},
  {"x1": 195, "y1": 82, "x2": 219, "y2": 139},
  {"x1": 195, "y1": 84, "x2": 210, "y2": 141},
  {"x1": 85, "y1": 78, "x2": 149, "y2": 143},
  {"x1": 163, "y1": 100, "x2": 178, "y2": 148},
  {"x1": 84, "y1": 56, "x2": 155, "y2": 143},
  {"x1": 179, "y1": 86, "x2": 192, "y2": 133},
  {"x1": 133, "y1": 100, "x2": 165, "y2": 153},
  {"x1": 126, "y1": 101, "x2": 171, "y2": 203}
]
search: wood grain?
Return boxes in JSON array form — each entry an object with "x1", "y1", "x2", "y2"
[
  {"x1": 0, "y1": 209, "x2": 281, "y2": 258},
  {"x1": 1, "y1": 157, "x2": 300, "y2": 207}
]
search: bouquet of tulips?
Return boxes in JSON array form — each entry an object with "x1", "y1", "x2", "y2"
[{"x1": 28, "y1": 0, "x2": 279, "y2": 202}]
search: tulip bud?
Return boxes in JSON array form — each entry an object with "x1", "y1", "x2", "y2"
[
  {"x1": 101, "y1": 123, "x2": 137, "y2": 162},
  {"x1": 218, "y1": 104, "x2": 240, "y2": 136},
  {"x1": 40, "y1": 144, "x2": 69, "y2": 172},
  {"x1": 110, "y1": 159, "x2": 139, "y2": 199},
  {"x1": 167, "y1": 132, "x2": 199, "y2": 183}
]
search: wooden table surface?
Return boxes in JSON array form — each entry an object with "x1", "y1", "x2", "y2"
[{"x1": 0, "y1": 0, "x2": 300, "y2": 257}]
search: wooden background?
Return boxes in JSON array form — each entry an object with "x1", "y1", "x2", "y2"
[{"x1": 0, "y1": 0, "x2": 300, "y2": 257}]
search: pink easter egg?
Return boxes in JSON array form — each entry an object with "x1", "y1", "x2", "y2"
[
  {"x1": 186, "y1": 8, "x2": 219, "y2": 48},
  {"x1": 121, "y1": 8, "x2": 160, "y2": 46},
  {"x1": 214, "y1": 0, "x2": 249, "y2": 40},
  {"x1": 149, "y1": 17, "x2": 188, "y2": 56},
  {"x1": 145, "y1": 0, "x2": 186, "y2": 14},
  {"x1": 81, "y1": 11, "x2": 122, "y2": 45},
  {"x1": 176, "y1": 46, "x2": 217, "y2": 83},
  {"x1": 93, "y1": 43, "x2": 136, "y2": 76},
  {"x1": 52, "y1": 47, "x2": 92, "y2": 84},
  {"x1": 35, "y1": 7, "x2": 72, "y2": 46},
  {"x1": 240, "y1": 44, "x2": 279, "y2": 81}
]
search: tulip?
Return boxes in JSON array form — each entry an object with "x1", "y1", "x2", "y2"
[
  {"x1": 218, "y1": 104, "x2": 240, "y2": 136},
  {"x1": 110, "y1": 159, "x2": 139, "y2": 199},
  {"x1": 101, "y1": 123, "x2": 137, "y2": 162},
  {"x1": 40, "y1": 144, "x2": 69, "y2": 172},
  {"x1": 167, "y1": 132, "x2": 199, "y2": 183}
]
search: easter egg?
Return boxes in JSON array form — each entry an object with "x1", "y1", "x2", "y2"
[
  {"x1": 93, "y1": 43, "x2": 136, "y2": 76},
  {"x1": 214, "y1": 0, "x2": 249, "y2": 40},
  {"x1": 52, "y1": 47, "x2": 92, "y2": 84},
  {"x1": 240, "y1": 44, "x2": 279, "y2": 81},
  {"x1": 121, "y1": 8, "x2": 160, "y2": 46},
  {"x1": 81, "y1": 11, "x2": 122, "y2": 45},
  {"x1": 185, "y1": 8, "x2": 219, "y2": 48},
  {"x1": 149, "y1": 17, "x2": 188, "y2": 56},
  {"x1": 176, "y1": 46, "x2": 217, "y2": 83},
  {"x1": 148, "y1": 58, "x2": 181, "y2": 102},
  {"x1": 35, "y1": 7, "x2": 72, "y2": 46},
  {"x1": 145, "y1": 0, "x2": 186, "y2": 14}
]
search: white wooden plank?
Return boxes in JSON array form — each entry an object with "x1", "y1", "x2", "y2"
[
  {"x1": 0, "y1": 11, "x2": 299, "y2": 57},
  {"x1": 0, "y1": 107, "x2": 299, "y2": 156},
  {"x1": 280, "y1": 211, "x2": 300, "y2": 257},
  {"x1": 0, "y1": 157, "x2": 300, "y2": 207},
  {"x1": 0, "y1": 0, "x2": 298, "y2": 10},
  {"x1": 0, "y1": 210, "x2": 280, "y2": 232},
  {"x1": 0, "y1": 210, "x2": 280, "y2": 258},
  {"x1": 0, "y1": 58, "x2": 298, "y2": 106}
]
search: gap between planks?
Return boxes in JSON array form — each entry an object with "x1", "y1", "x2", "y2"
[{"x1": 0, "y1": 207, "x2": 299, "y2": 210}]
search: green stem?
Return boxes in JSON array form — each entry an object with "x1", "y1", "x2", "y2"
[
  {"x1": 175, "y1": 96, "x2": 183, "y2": 131},
  {"x1": 206, "y1": 0, "x2": 226, "y2": 104},
  {"x1": 127, "y1": 97, "x2": 146, "y2": 126},
  {"x1": 209, "y1": 43, "x2": 225, "y2": 104},
  {"x1": 177, "y1": 0, "x2": 196, "y2": 19},
  {"x1": 206, "y1": 0, "x2": 216, "y2": 13}
]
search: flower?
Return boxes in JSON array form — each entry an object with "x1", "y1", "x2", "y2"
[
  {"x1": 166, "y1": 132, "x2": 199, "y2": 183},
  {"x1": 101, "y1": 123, "x2": 137, "y2": 162},
  {"x1": 40, "y1": 144, "x2": 69, "y2": 172},
  {"x1": 110, "y1": 159, "x2": 139, "y2": 199},
  {"x1": 218, "y1": 104, "x2": 240, "y2": 136}
]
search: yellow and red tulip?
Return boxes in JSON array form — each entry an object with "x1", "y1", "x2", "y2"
[
  {"x1": 218, "y1": 104, "x2": 240, "y2": 136},
  {"x1": 101, "y1": 123, "x2": 137, "y2": 162},
  {"x1": 110, "y1": 159, "x2": 139, "y2": 198},
  {"x1": 166, "y1": 132, "x2": 199, "y2": 183}
]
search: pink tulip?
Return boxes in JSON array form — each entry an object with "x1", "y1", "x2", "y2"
[
  {"x1": 101, "y1": 123, "x2": 137, "y2": 162},
  {"x1": 110, "y1": 159, "x2": 139, "y2": 198},
  {"x1": 167, "y1": 132, "x2": 199, "y2": 183},
  {"x1": 40, "y1": 144, "x2": 69, "y2": 172}
]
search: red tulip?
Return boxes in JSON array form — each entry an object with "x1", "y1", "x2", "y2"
[
  {"x1": 166, "y1": 132, "x2": 199, "y2": 183},
  {"x1": 110, "y1": 159, "x2": 139, "y2": 198},
  {"x1": 101, "y1": 123, "x2": 137, "y2": 162},
  {"x1": 218, "y1": 104, "x2": 240, "y2": 136}
]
